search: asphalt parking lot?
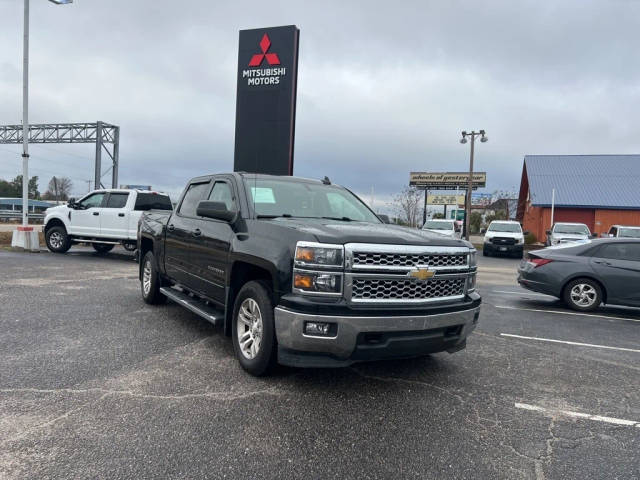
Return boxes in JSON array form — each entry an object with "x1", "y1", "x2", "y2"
[{"x1": 1, "y1": 248, "x2": 638, "y2": 479}]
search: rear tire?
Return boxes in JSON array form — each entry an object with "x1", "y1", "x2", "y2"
[
  {"x1": 563, "y1": 278, "x2": 602, "y2": 312},
  {"x1": 141, "y1": 251, "x2": 167, "y2": 305},
  {"x1": 45, "y1": 226, "x2": 71, "y2": 253},
  {"x1": 93, "y1": 244, "x2": 114, "y2": 254},
  {"x1": 123, "y1": 243, "x2": 137, "y2": 252},
  {"x1": 232, "y1": 281, "x2": 276, "y2": 376},
  {"x1": 483, "y1": 248, "x2": 489, "y2": 257}
]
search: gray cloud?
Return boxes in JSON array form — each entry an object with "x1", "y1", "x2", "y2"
[{"x1": 1, "y1": 0, "x2": 639, "y2": 204}]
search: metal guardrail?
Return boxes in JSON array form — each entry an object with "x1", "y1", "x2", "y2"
[{"x1": 0, "y1": 211, "x2": 45, "y2": 220}]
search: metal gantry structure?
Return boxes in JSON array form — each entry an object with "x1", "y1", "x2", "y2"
[{"x1": 0, "y1": 121, "x2": 120, "y2": 189}]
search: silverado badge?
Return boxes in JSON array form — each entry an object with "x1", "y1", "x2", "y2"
[{"x1": 406, "y1": 267, "x2": 435, "y2": 281}]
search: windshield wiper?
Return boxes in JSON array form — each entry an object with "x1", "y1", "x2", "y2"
[
  {"x1": 320, "y1": 216, "x2": 354, "y2": 222},
  {"x1": 256, "y1": 214, "x2": 293, "y2": 219}
]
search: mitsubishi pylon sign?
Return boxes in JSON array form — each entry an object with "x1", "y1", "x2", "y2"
[{"x1": 234, "y1": 25, "x2": 300, "y2": 175}]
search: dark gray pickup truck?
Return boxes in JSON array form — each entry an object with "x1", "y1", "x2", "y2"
[{"x1": 138, "y1": 173, "x2": 481, "y2": 376}]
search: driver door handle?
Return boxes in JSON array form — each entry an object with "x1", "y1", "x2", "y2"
[
  {"x1": 118, "y1": 213, "x2": 125, "y2": 217},
  {"x1": 193, "y1": 228, "x2": 202, "y2": 237},
  {"x1": 593, "y1": 260, "x2": 611, "y2": 266},
  {"x1": 92, "y1": 212, "x2": 99, "y2": 216},
  {"x1": 167, "y1": 224, "x2": 175, "y2": 231}
]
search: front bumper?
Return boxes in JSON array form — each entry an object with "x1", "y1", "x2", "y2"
[
  {"x1": 484, "y1": 242, "x2": 523, "y2": 255},
  {"x1": 274, "y1": 301, "x2": 481, "y2": 368}
]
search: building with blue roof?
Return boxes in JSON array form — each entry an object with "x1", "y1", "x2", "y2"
[{"x1": 516, "y1": 155, "x2": 640, "y2": 242}]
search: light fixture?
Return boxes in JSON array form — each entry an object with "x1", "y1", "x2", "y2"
[
  {"x1": 481, "y1": 136, "x2": 488, "y2": 143},
  {"x1": 48, "y1": 0, "x2": 73, "y2": 4},
  {"x1": 460, "y1": 137, "x2": 468, "y2": 144}
]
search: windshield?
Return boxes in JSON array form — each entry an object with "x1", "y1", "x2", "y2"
[
  {"x1": 487, "y1": 223, "x2": 521, "y2": 233},
  {"x1": 619, "y1": 228, "x2": 640, "y2": 238},
  {"x1": 555, "y1": 224, "x2": 589, "y2": 235},
  {"x1": 424, "y1": 221, "x2": 454, "y2": 230},
  {"x1": 245, "y1": 178, "x2": 381, "y2": 223}
]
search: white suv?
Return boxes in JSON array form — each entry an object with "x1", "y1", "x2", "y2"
[
  {"x1": 422, "y1": 219, "x2": 462, "y2": 238},
  {"x1": 605, "y1": 225, "x2": 640, "y2": 239},
  {"x1": 43, "y1": 189, "x2": 172, "y2": 253},
  {"x1": 483, "y1": 220, "x2": 527, "y2": 258},
  {"x1": 545, "y1": 222, "x2": 593, "y2": 246}
]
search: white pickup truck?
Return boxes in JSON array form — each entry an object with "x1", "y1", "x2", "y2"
[{"x1": 43, "y1": 189, "x2": 172, "y2": 253}]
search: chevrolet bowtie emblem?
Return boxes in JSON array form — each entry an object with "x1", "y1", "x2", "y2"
[{"x1": 406, "y1": 268, "x2": 435, "y2": 281}]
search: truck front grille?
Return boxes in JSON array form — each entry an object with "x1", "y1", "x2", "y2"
[
  {"x1": 352, "y1": 252, "x2": 468, "y2": 268},
  {"x1": 491, "y1": 237, "x2": 516, "y2": 245},
  {"x1": 351, "y1": 277, "x2": 466, "y2": 301}
]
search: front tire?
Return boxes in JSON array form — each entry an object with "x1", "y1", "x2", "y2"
[
  {"x1": 232, "y1": 281, "x2": 276, "y2": 376},
  {"x1": 563, "y1": 278, "x2": 602, "y2": 312},
  {"x1": 45, "y1": 226, "x2": 71, "y2": 253},
  {"x1": 123, "y1": 242, "x2": 137, "y2": 252},
  {"x1": 93, "y1": 243, "x2": 114, "y2": 254},
  {"x1": 141, "y1": 251, "x2": 167, "y2": 305}
]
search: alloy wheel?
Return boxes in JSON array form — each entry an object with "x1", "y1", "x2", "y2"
[
  {"x1": 570, "y1": 283, "x2": 597, "y2": 307},
  {"x1": 237, "y1": 298, "x2": 263, "y2": 360}
]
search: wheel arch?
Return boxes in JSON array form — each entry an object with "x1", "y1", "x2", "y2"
[
  {"x1": 44, "y1": 216, "x2": 67, "y2": 233},
  {"x1": 225, "y1": 260, "x2": 276, "y2": 337}
]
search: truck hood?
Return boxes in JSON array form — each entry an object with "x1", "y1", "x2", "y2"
[
  {"x1": 552, "y1": 233, "x2": 589, "y2": 242},
  {"x1": 264, "y1": 218, "x2": 472, "y2": 247},
  {"x1": 45, "y1": 204, "x2": 67, "y2": 214}
]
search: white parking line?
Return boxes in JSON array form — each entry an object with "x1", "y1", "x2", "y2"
[
  {"x1": 515, "y1": 402, "x2": 640, "y2": 428},
  {"x1": 494, "y1": 305, "x2": 640, "y2": 323},
  {"x1": 501, "y1": 333, "x2": 640, "y2": 353},
  {"x1": 491, "y1": 290, "x2": 552, "y2": 298}
]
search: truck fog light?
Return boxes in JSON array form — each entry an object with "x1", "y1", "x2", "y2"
[
  {"x1": 467, "y1": 274, "x2": 477, "y2": 292},
  {"x1": 305, "y1": 321, "x2": 335, "y2": 336}
]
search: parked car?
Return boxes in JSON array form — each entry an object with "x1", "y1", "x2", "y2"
[
  {"x1": 483, "y1": 220, "x2": 527, "y2": 258},
  {"x1": 518, "y1": 238, "x2": 640, "y2": 311},
  {"x1": 138, "y1": 173, "x2": 481, "y2": 376},
  {"x1": 545, "y1": 222, "x2": 594, "y2": 246},
  {"x1": 422, "y1": 219, "x2": 462, "y2": 238},
  {"x1": 44, "y1": 189, "x2": 172, "y2": 253},
  {"x1": 604, "y1": 225, "x2": 640, "y2": 239}
]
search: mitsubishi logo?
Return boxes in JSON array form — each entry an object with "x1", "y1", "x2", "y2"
[{"x1": 249, "y1": 34, "x2": 281, "y2": 67}]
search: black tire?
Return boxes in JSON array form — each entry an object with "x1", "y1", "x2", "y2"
[
  {"x1": 123, "y1": 243, "x2": 137, "y2": 252},
  {"x1": 140, "y1": 251, "x2": 167, "y2": 305},
  {"x1": 563, "y1": 278, "x2": 602, "y2": 312},
  {"x1": 93, "y1": 243, "x2": 115, "y2": 254},
  {"x1": 231, "y1": 280, "x2": 277, "y2": 376},
  {"x1": 483, "y1": 248, "x2": 489, "y2": 257},
  {"x1": 45, "y1": 225, "x2": 71, "y2": 253}
]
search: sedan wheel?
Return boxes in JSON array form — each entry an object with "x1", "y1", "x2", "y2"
[{"x1": 564, "y1": 278, "x2": 602, "y2": 312}]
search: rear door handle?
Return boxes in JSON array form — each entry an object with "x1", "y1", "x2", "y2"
[
  {"x1": 92, "y1": 212, "x2": 99, "y2": 216},
  {"x1": 118, "y1": 213, "x2": 125, "y2": 217},
  {"x1": 593, "y1": 260, "x2": 611, "y2": 266},
  {"x1": 167, "y1": 224, "x2": 175, "y2": 231},
  {"x1": 193, "y1": 228, "x2": 202, "y2": 237}
]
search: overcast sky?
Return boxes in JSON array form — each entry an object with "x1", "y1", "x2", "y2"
[{"x1": 1, "y1": 0, "x2": 639, "y2": 210}]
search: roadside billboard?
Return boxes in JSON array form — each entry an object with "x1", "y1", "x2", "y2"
[
  {"x1": 427, "y1": 194, "x2": 465, "y2": 205},
  {"x1": 409, "y1": 172, "x2": 486, "y2": 190}
]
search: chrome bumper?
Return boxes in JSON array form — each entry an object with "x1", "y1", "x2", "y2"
[{"x1": 274, "y1": 304, "x2": 481, "y2": 360}]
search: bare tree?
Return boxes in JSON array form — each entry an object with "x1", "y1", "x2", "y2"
[
  {"x1": 392, "y1": 187, "x2": 422, "y2": 228},
  {"x1": 43, "y1": 176, "x2": 73, "y2": 202}
]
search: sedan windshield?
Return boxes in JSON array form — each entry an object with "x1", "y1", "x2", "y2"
[
  {"x1": 488, "y1": 223, "x2": 521, "y2": 233},
  {"x1": 245, "y1": 177, "x2": 381, "y2": 223},
  {"x1": 619, "y1": 228, "x2": 640, "y2": 238},
  {"x1": 424, "y1": 221, "x2": 454, "y2": 230},
  {"x1": 555, "y1": 224, "x2": 589, "y2": 235}
]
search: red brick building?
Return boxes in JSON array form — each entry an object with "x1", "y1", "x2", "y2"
[{"x1": 517, "y1": 155, "x2": 640, "y2": 243}]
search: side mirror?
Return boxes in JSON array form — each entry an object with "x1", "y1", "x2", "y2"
[
  {"x1": 378, "y1": 214, "x2": 391, "y2": 224},
  {"x1": 523, "y1": 230, "x2": 530, "y2": 236},
  {"x1": 590, "y1": 233, "x2": 598, "y2": 239},
  {"x1": 196, "y1": 200, "x2": 237, "y2": 222},
  {"x1": 480, "y1": 228, "x2": 486, "y2": 234},
  {"x1": 68, "y1": 197, "x2": 76, "y2": 207},
  {"x1": 545, "y1": 230, "x2": 552, "y2": 236}
]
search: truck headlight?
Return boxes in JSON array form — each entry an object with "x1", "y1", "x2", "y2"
[
  {"x1": 293, "y1": 272, "x2": 342, "y2": 295},
  {"x1": 295, "y1": 242, "x2": 344, "y2": 268},
  {"x1": 469, "y1": 249, "x2": 477, "y2": 268}
]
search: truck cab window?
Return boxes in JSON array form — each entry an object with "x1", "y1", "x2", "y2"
[
  {"x1": 105, "y1": 193, "x2": 129, "y2": 208},
  {"x1": 178, "y1": 182, "x2": 210, "y2": 217},
  {"x1": 77, "y1": 193, "x2": 105, "y2": 209},
  {"x1": 208, "y1": 182, "x2": 235, "y2": 210}
]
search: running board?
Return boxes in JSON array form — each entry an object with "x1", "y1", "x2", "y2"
[{"x1": 160, "y1": 287, "x2": 223, "y2": 326}]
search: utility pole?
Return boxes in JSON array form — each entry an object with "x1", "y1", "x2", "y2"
[
  {"x1": 21, "y1": 0, "x2": 30, "y2": 227},
  {"x1": 459, "y1": 130, "x2": 488, "y2": 240},
  {"x1": 85, "y1": 180, "x2": 92, "y2": 193}
]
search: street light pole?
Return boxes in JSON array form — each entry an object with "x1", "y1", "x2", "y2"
[
  {"x1": 21, "y1": 0, "x2": 30, "y2": 227},
  {"x1": 460, "y1": 130, "x2": 488, "y2": 241}
]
